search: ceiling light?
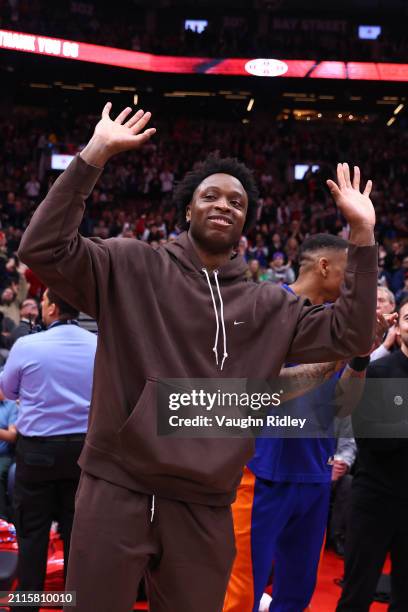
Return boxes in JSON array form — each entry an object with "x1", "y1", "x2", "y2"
[
  {"x1": 98, "y1": 88, "x2": 120, "y2": 94},
  {"x1": 114, "y1": 86, "x2": 137, "y2": 91},
  {"x1": 61, "y1": 85, "x2": 84, "y2": 90},
  {"x1": 173, "y1": 91, "x2": 214, "y2": 97}
]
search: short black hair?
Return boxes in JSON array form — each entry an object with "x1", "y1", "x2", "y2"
[
  {"x1": 398, "y1": 295, "x2": 408, "y2": 314},
  {"x1": 47, "y1": 289, "x2": 79, "y2": 320},
  {"x1": 173, "y1": 152, "x2": 259, "y2": 233},
  {"x1": 299, "y1": 233, "x2": 348, "y2": 265}
]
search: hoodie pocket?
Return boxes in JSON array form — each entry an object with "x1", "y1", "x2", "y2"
[
  {"x1": 118, "y1": 377, "x2": 158, "y2": 440},
  {"x1": 118, "y1": 378, "x2": 253, "y2": 495}
]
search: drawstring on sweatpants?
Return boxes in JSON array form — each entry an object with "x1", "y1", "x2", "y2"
[{"x1": 150, "y1": 494, "x2": 155, "y2": 522}]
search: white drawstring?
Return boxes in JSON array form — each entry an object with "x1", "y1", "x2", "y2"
[
  {"x1": 213, "y1": 271, "x2": 228, "y2": 371},
  {"x1": 202, "y1": 268, "x2": 228, "y2": 371},
  {"x1": 202, "y1": 268, "x2": 220, "y2": 367},
  {"x1": 150, "y1": 494, "x2": 155, "y2": 522}
]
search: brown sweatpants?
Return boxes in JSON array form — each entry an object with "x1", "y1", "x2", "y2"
[{"x1": 64, "y1": 472, "x2": 236, "y2": 612}]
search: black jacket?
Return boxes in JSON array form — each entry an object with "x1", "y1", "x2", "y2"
[{"x1": 353, "y1": 350, "x2": 408, "y2": 499}]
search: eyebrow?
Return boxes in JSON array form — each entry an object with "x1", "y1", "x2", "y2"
[{"x1": 201, "y1": 186, "x2": 245, "y2": 198}]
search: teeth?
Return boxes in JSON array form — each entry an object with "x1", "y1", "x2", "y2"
[{"x1": 211, "y1": 217, "x2": 230, "y2": 225}]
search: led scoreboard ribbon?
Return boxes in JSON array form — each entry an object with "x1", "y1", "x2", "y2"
[{"x1": 1, "y1": 29, "x2": 408, "y2": 81}]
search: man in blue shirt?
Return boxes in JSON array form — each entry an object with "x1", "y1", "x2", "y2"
[
  {"x1": 0, "y1": 288, "x2": 96, "y2": 612},
  {"x1": 0, "y1": 385, "x2": 18, "y2": 521}
]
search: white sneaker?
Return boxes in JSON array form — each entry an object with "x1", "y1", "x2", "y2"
[{"x1": 259, "y1": 592, "x2": 272, "y2": 612}]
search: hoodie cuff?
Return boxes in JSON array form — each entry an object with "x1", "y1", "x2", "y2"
[
  {"x1": 55, "y1": 154, "x2": 104, "y2": 197},
  {"x1": 346, "y1": 243, "x2": 378, "y2": 273}
]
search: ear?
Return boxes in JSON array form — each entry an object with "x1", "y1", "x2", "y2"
[
  {"x1": 319, "y1": 257, "x2": 329, "y2": 278},
  {"x1": 186, "y1": 206, "x2": 191, "y2": 223}
]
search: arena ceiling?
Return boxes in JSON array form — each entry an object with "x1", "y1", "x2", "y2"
[{"x1": 1, "y1": 1, "x2": 406, "y2": 125}]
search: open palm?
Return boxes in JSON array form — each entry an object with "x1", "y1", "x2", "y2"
[
  {"x1": 327, "y1": 163, "x2": 375, "y2": 228},
  {"x1": 93, "y1": 102, "x2": 156, "y2": 156}
]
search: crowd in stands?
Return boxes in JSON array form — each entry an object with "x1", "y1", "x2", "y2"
[
  {"x1": 1, "y1": 108, "x2": 408, "y2": 343},
  {"x1": 1, "y1": 0, "x2": 407, "y2": 62}
]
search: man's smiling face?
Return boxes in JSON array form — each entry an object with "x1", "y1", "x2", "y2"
[{"x1": 187, "y1": 173, "x2": 248, "y2": 252}]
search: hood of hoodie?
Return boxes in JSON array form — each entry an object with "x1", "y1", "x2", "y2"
[{"x1": 164, "y1": 231, "x2": 248, "y2": 282}]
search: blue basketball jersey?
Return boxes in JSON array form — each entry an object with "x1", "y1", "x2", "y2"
[{"x1": 247, "y1": 284, "x2": 338, "y2": 483}]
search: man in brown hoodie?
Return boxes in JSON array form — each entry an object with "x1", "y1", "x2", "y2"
[{"x1": 17, "y1": 103, "x2": 377, "y2": 612}]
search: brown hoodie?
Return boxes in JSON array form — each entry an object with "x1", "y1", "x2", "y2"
[{"x1": 18, "y1": 155, "x2": 377, "y2": 505}]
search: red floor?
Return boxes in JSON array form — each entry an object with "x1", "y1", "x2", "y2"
[
  {"x1": 18, "y1": 548, "x2": 389, "y2": 612},
  {"x1": 310, "y1": 549, "x2": 389, "y2": 611},
  {"x1": 132, "y1": 550, "x2": 390, "y2": 611}
]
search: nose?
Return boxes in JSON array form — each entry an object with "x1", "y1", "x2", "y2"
[{"x1": 214, "y1": 197, "x2": 230, "y2": 211}]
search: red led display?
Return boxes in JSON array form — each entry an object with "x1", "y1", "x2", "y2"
[{"x1": 1, "y1": 29, "x2": 408, "y2": 81}]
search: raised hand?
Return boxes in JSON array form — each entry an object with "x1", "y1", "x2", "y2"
[
  {"x1": 359, "y1": 310, "x2": 398, "y2": 357},
  {"x1": 372, "y1": 311, "x2": 398, "y2": 352},
  {"x1": 327, "y1": 163, "x2": 375, "y2": 245},
  {"x1": 81, "y1": 102, "x2": 156, "y2": 167},
  {"x1": 95, "y1": 103, "x2": 156, "y2": 153}
]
